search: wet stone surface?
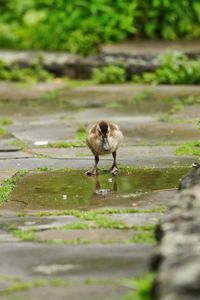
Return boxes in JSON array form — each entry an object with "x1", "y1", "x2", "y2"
[
  {"x1": 1, "y1": 168, "x2": 188, "y2": 211},
  {"x1": 0, "y1": 215, "x2": 81, "y2": 231},
  {"x1": 0, "y1": 243, "x2": 154, "y2": 279},
  {"x1": 35, "y1": 228, "x2": 134, "y2": 243},
  {"x1": 109, "y1": 212, "x2": 161, "y2": 227},
  {"x1": 0, "y1": 81, "x2": 199, "y2": 299}
]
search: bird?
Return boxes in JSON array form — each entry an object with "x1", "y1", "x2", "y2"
[
  {"x1": 178, "y1": 162, "x2": 200, "y2": 190},
  {"x1": 86, "y1": 120, "x2": 123, "y2": 176}
]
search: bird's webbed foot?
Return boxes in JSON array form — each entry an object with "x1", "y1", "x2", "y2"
[
  {"x1": 85, "y1": 168, "x2": 98, "y2": 176},
  {"x1": 109, "y1": 166, "x2": 119, "y2": 176}
]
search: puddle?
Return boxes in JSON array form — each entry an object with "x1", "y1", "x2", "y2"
[{"x1": 1, "y1": 167, "x2": 189, "y2": 211}]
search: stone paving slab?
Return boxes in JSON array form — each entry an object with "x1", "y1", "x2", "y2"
[
  {"x1": 0, "y1": 151, "x2": 33, "y2": 159},
  {"x1": 0, "y1": 170, "x2": 17, "y2": 184},
  {"x1": 0, "y1": 215, "x2": 82, "y2": 231},
  {"x1": 8, "y1": 122, "x2": 75, "y2": 145},
  {"x1": 31, "y1": 146, "x2": 179, "y2": 159},
  {"x1": 0, "y1": 229, "x2": 20, "y2": 242},
  {"x1": 35, "y1": 228, "x2": 134, "y2": 243},
  {"x1": 127, "y1": 189, "x2": 176, "y2": 210},
  {"x1": 0, "y1": 242, "x2": 154, "y2": 279},
  {"x1": 0, "y1": 80, "x2": 66, "y2": 101},
  {"x1": 109, "y1": 213, "x2": 161, "y2": 227},
  {"x1": 0, "y1": 282, "x2": 129, "y2": 300},
  {"x1": 0, "y1": 140, "x2": 20, "y2": 152},
  {"x1": 75, "y1": 84, "x2": 200, "y2": 98},
  {"x1": 0, "y1": 155, "x2": 195, "y2": 170},
  {"x1": 100, "y1": 40, "x2": 200, "y2": 56},
  {"x1": 172, "y1": 104, "x2": 200, "y2": 120}
]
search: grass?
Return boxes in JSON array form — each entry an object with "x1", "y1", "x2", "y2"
[
  {"x1": 76, "y1": 127, "x2": 87, "y2": 141},
  {"x1": 94, "y1": 215, "x2": 128, "y2": 229},
  {"x1": 56, "y1": 211, "x2": 129, "y2": 229},
  {"x1": 37, "y1": 207, "x2": 165, "y2": 218},
  {"x1": 51, "y1": 141, "x2": 86, "y2": 148},
  {"x1": 121, "y1": 273, "x2": 155, "y2": 300},
  {"x1": 13, "y1": 229, "x2": 36, "y2": 241},
  {"x1": 159, "y1": 96, "x2": 200, "y2": 122},
  {"x1": 0, "y1": 59, "x2": 54, "y2": 83},
  {"x1": 63, "y1": 222, "x2": 92, "y2": 229},
  {"x1": 47, "y1": 238, "x2": 91, "y2": 245},
  {"x1": 35, "y1": 166, "x2": 51, "y2": 172},
  {"x1": 0, "y1": 171, "x2": 27, "y2": 205},
  {"x1": 176, "y1": 141, "x2": 200, "y2": 156},
  {"x1": 131, "y1": 232, "x2": 155, "y2": 244},
  {"x1": 0, "y1": 127, "x2": 9, "y2": 137},
  {"x1": 9, "y1": 139, "x2": 27, "y2": 150},
  {"x1": 92, "y1": 65, "x2": 126, "y2": 84},
  {"x1": 0, "y1": 118, "x2": 12, "y2": 126},
  {"x1": 133, "y1": 225, "x2": 156, "y2": 231},
  {"x1": 0, "y1": 278, "x2": 65, "y2": 295},
  {"x1": 16, "y1": 212, "x2": 27, "y2": 217}
]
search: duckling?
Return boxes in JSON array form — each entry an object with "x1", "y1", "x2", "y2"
[{"x1": 86, "y1": 120, "x2": 123, "y2": 176}]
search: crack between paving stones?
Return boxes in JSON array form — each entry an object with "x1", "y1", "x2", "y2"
[
  {"x1": 10, "y1": 199, "x2": 28, "y2": 207},
  {"x1": 0, "y1": 157, "x2": 114, "y2": 161}
]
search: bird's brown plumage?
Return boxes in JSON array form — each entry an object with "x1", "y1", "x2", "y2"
[{"x1": 86, "y1": 120, "x2": 123, "y2": 175}]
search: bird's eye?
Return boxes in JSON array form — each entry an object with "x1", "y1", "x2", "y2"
[{"x1": 98, "y1": 130, "x2": 102, "y2": 135}]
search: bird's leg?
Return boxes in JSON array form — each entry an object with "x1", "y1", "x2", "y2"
[
  {"x1": 86, "y1": 156, "x2": 99, "y2": 176},
  {"x1": 113, "y1": 176, "x2": 118, "y2": 191},
  {"x1": 95, "y1": 175, "x2": 101, "y2": 191},
  {"x1": 109, "y1": 151, "x2": 119, "y2": 175}
]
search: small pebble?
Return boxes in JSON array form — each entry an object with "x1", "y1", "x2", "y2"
[
  {"x1": 34, "y1": 141, "x2": 48, "y2": 146},
  {"x1": 24, "y1": 221, "x2": 35, "y2": 225},
  {"x1": 108, "y1": 178, "x2": 113, "y2": 183},
  {"x1": 63, "y1": 195, "x2": 67, "y2": 200}
]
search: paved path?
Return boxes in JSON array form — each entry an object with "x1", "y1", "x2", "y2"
[{"x1": 0, "y1": 82, "x2": 199, "y2": 299}]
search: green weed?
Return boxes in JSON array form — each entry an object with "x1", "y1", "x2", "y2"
[
  {"x1": 51, "y1": 141, "x2": 85, "y2": 148},
  {"x1": 0, "y1": 171, "x2": 27, "y2": 205},
  {"x1": 13, "y1": 229, "x2": 36, "y2": 241},
  {"x1": 133, "y1": 51, "x2": 200, "y2": 84},
  {"x1": 121, "y1": 273, "x2": 155, "y2": 300},
  {"x1": 0, "y1": 118, "x2": 12, "y2": 126},
  {"x1": 0, "y1": 127, "x2": 9, "y2": 137},
  {"x1": 92, "y1": 65, "x2": 126, "y2": 84},
  {"x1": 76, "y1": 127, "x2": 87, "y2": 141},
  {"x1": 9, "y1": 139, "x2": 27, "y2": 150},
  {"x1": 176, "y1": 141, "x2": 200, "y2": 156}
]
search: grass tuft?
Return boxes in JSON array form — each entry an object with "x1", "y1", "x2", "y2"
[
  {"x1": 176, "y1": 141, "x2": 200, "y2": 156},
  {"x1": 0, "y1": 171, "x2": 27, "y2": 205}
]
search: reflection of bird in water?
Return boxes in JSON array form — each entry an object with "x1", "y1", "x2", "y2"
[
  {"x1": 86, "y1": 120, "x2": 123, "y2": 176},
  {"x1": 88, "y1": 176, "x2": 119, "y2": 209},
  {"x1": 95, "y1": 176, "x2": 118, "y2": 195},
  {"x1": 178, "y1": 162, "x2": 200, "y2": 190}
]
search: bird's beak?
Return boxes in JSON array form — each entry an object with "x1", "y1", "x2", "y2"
[{"x1": 102, "y1": 137, "x2": 110, "y2": 151}]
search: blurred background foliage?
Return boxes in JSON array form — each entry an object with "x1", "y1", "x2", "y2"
[{"x1": 0, "y1": 0, "x2": 200, "y2": 55}]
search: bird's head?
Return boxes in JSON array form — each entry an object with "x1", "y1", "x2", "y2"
[{"x1": 97, "y1": 120, "x2": 111, "y2": 151}]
